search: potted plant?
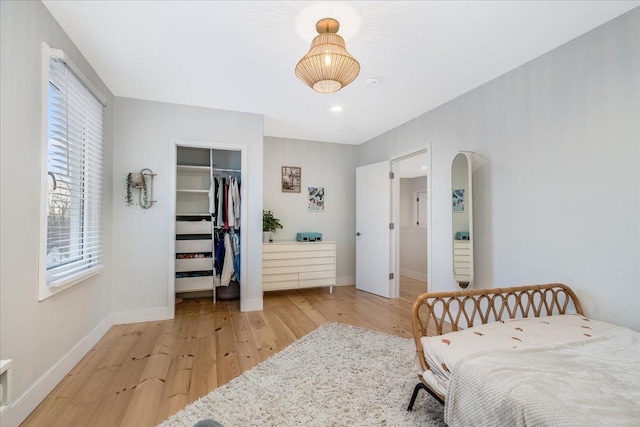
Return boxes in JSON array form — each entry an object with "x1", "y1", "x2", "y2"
[{"x1": 262, "y1": 210, "x2": 283, "y2": 243}]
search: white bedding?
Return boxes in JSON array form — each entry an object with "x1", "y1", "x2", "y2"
[
  {"x1": 419, "y1": 314, "x2": 617, "y2": 393},
  {"x1": 444, "y1": 326, "x2": 640, "y2": 426}
]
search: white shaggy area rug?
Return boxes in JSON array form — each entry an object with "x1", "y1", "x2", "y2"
[{"x1": 157, "y1": 322, "x2": 444, "y2": 427}]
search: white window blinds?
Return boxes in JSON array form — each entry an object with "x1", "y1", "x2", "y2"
[{"x1": 42, "y1": 46, "x2": 104, "y2": 294}]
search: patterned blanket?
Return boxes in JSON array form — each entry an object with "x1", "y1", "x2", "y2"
[{"x1": 444, "y1": 327, "x2": 640, "y2": 426}]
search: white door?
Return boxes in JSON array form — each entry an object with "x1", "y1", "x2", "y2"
[{"x1": 356, "y1": 161, "x2": 391, "y2": 298}]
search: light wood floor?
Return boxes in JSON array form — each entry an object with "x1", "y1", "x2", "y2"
[{"x1": 22, "y1": 278, "x2": 429, "y2": 427}]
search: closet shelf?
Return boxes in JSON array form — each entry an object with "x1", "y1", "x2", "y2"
[
  {"x1": 176, "y1": 234, "x2": 212, "y2": 240},
  {"x1": 176, "y1": 212, "x2": 212, "y2": 217},
  {"x1": 177, "y1": 165, "x2": 210, "y2": 172}
]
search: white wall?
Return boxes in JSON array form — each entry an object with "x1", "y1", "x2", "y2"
[
  {"x1": 400, "y1": 177, "x2": 428, "y2": 282},
  {"x1": 112, "y1": 97, "x2": 263, "y2": 318},
  {"x1": 357, "y1": 9, "x2": 640, "y2": 330},
  {"x1": 263, "y1": 136, "x2": 357, "y2": 285},
  {"x1": 0, "y1": 1, "x2": 114, "y2": 425}
]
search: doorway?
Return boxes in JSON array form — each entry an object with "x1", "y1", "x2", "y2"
[
  {"x1": 391, "y1": 149, "x2": 430, "y2": 296},
  {"x1": 354, "y1": 147, "x2": 431, "y2": 300},
  {"x1": 168, "y1": 138, "x2": 248, "y2": 319}
]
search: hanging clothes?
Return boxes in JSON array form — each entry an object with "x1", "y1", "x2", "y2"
[
  {"x1": 231, "y1": 177, "x2": 240, "y2": 226},
  {"x1": 216, "y1": 177, "x2": 224, "y2": 227},
  {"x1": 214, "y1": 236, "x2": 225, "y2": 277},
  {"x1": 208, "y1": 178, "x2": 216, "y2": 215},
  {"x1": 220, "y1": 233, "x2": 235, "y2": 287},
  {"x1": 227, "y1": 176, "x2": 235, "y2": 229},
  {"x1": 232, "y1": 231, "x2": 240, "y2": 284},
  {"x1": 211, "y1": 170, "x2": 241, "y2": 289}
]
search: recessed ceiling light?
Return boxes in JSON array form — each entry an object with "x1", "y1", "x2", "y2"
[
  {"x1": 331, "y1": 106, "x2": 343, "y2": 112},
  {"x1": 421, "y1": 165, "x2": 429, "y2": 170}
]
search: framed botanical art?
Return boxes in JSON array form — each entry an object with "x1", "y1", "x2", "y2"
[{"x1": 281, "y1": 166, "x2": 301, "y2": 193}]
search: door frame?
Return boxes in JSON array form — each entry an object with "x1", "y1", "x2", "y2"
[
  {"x1": 168, "y1": 138, "x2": 248, "y2": 319},
  {"x1": 390, "y1": 145, "x2": 432, "y2": 297}
]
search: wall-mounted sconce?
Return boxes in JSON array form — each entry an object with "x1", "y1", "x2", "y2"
[{"x1": 126, "y1": 168, "x2": 156, "y2": 209}]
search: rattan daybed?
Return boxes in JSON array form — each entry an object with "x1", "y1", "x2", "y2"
[{"x1": 408, "y1": 283, "x2": 640, "y2": 426}]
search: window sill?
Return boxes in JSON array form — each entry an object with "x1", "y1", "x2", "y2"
[{"x1": 38, "y1": 265, "x2": 103, "y2": 301}]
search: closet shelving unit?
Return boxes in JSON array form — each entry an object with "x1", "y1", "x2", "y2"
[
  {"x1": 175, "y1": 154, "x2": 214, "y2": 296},
  {"x1": 175, "y1": 147, "x2": 241, "y2": 303}
]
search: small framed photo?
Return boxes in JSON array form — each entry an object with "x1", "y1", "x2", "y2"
[{"x1": 282, "y1": 166, "x2": 301, "y2": 193}]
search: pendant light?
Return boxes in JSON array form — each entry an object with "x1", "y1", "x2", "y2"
[{"x1": 295, "y1": 18, "x2": 360, "y2": 93}]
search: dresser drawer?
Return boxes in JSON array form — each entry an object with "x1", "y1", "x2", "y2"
[
  {"x1": 262, "y1": 273, "x2": 298, "y2": 283},
  {"x1": 299, "y1": 277, "x2": 335, "y2": 288},
  {"x1": 262, "y1": 279, "x2": 298, "y2": 291},
  {"x1": 263, "y1": 250, "x2": 334, "y2": 260},
  {"x1": 454, "y1": 254, "x2": 470, "y2": 264},
  {"x1": 263, "y1": 265, "x2": 298, "y2": 275},
  {"x1": 298, "y1": 263, "x2": 335, "y2": 273},
  {"x1": 299, "y1": 270, "x2": 335, "y2": 281},
  {"x1": 262, "y1": 258, "x2": 299, "y2": 268}
]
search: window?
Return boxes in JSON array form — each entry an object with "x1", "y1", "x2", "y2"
[{"x1": 39, "y1": 44, "x2": 106, "y2": 300}]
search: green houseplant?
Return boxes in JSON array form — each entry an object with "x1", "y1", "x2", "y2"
[{"x1": 262, "y1": 210, "x2": 283, "y2": 243}]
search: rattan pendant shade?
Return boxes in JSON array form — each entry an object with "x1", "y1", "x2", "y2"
[{"x1": 295, "y1": 18, "x2": 360, "y2": 93}]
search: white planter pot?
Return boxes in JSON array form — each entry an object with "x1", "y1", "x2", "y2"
[{"x1": 263, "y1": 231, "x2": 272, "y2": 243}]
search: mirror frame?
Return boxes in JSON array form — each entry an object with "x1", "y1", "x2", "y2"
[{"x1": 451, "y1": 151, "x2": 474, "y2": 289}]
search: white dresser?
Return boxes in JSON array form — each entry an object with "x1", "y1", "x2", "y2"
[
  {"x1": 453, "y1": 240, "x2": 472, "y2": 284},
  {"x1": 262, "y1": 241, "x2": 336, "y2": 293}
]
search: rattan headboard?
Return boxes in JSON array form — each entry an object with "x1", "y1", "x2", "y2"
[{"x1": 412, "y1": 283, "x2": 583, "y2": 372}]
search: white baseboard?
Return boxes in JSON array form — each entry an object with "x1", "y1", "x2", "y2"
[
  {"x1": 241, "y1": 297, "x2": 263, "y2": 312},
  {"x1": 2, "y1": 314, "x2": 113, "y2": 427},
  {"x1": 400, "y1": 269, "x2": 427, "y2": 283},
  {"x1": 113, "y1": 306, "x2": 173, "y2": 325}
]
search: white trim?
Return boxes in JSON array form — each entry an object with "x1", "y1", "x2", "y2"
[
  {"x1": 113, "y1": 307, "x2": 173, "y2": 325},
  {"x1": 1, "y1": 314, "x2": 113, "y2": 427},
  {"x1": 400, "y1": 269, "x2": 428, "y2": 283},
  {"x1": 38, "y1": 266, "x2": 103, "y2": 301},
  {"x1": 240, "y1": 297, "x2": 263, "y2": 312},
  {"x1": 48, "y1": 265, "x2": 103, "y2": 289},
  {"x1": 38, "y1": 43, "x2": 51, "y2": 302}
]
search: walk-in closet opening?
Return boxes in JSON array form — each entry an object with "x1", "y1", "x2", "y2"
[{"x1": 171, "y1": 142, "x2": 246, "y2": 308}]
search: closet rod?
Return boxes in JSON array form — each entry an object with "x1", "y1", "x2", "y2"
[{"x1": 211, "y1": 167, "x2": 240, "y2": 173}]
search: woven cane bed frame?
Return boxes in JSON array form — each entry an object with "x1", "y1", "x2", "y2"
[{"x1": 408, "y1": 283, "x2": 583, "y2": 408}]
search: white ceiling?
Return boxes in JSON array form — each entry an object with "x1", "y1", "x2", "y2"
[{"x1": 42, "y1": 1, "x2": 638, "y2": 145}]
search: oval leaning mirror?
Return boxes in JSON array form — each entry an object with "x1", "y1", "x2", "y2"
[{"x1": 452, "y1": 152, "x2": 474, "y2": 289}]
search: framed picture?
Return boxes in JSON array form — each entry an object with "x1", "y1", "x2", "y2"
[
  {"x1": 282, "y1": 166, "x2": 301, "y2": 193},
  {"x1": 308, "y1": 186, "x2": 325, "y2": 212},
  {"x1": 452, "y1": 188, "x2": 465, "y2": 212}
]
